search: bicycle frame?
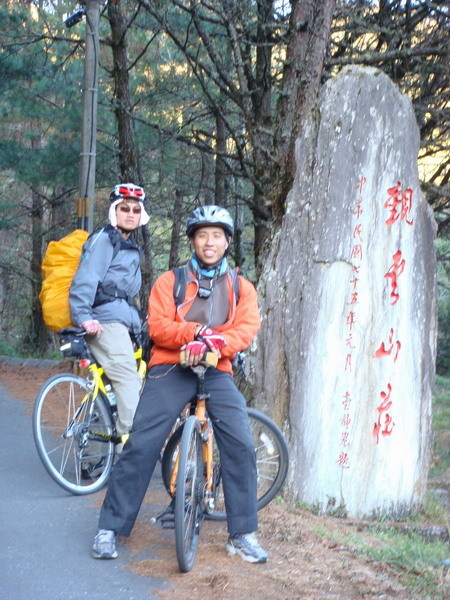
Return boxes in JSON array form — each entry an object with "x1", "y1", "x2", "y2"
[
  {"x1": 88, "y1": 346, "x2": 146, "y2": 398},
  {"x1": 64, "y1": 346, "x2": 146, "y2": 446},
  {"x1": 168, "y1": 396, "x2": 215, "y2": 510}
]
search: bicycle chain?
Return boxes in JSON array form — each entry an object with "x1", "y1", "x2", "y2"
[{"x1": 146, "y1": 364, "x2": 177, "y2": 379}]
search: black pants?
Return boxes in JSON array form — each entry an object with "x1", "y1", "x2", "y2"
[{"x1": 98, "y1": 365, "x2": 258, "y2": 537}]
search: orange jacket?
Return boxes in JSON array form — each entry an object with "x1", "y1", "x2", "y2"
[{"x1": 148, "y1": 268, "x2": 260, "y2": 374}]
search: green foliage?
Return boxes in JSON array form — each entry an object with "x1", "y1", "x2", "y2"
[
  {"x1": 436, "y1": 238, "x2": 450, "y2": 376},
  {"x1": 0, "y1": 197, "x2": 20, "y2": 229},
  {"x1": 430, "y1": 376, "x2": 450, "y2": 479},
  {"x1": 0, "y1": 339, "x2": 15, "y2": 356}
]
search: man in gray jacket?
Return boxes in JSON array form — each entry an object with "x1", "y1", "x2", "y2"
[{"x1": 69, "y1": 183, "x2": 150, "y2": 440}]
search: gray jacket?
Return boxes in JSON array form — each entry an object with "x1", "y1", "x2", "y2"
[{"x1": 69, "y1": 226, "x2": 142, "y2": 335}]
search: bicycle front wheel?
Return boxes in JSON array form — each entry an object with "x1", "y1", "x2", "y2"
[
  {"x1": 161, "y1": 407, "x2": 289, "y2": 520},
  {"x1": 32, "y1": 373, "x2": 115, "y2": 495},
  {"x1": 174, "y1": 416, "x2": 204, "y2": 573}
]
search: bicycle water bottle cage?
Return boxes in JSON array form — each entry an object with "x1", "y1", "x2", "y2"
[{"x1": 179, "y1": 350, "x2": 218, "y2": 369}]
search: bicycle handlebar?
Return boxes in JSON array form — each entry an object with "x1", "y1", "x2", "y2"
[{"x1": 179, "y1": 350, "x2": 218, "y2": 369}]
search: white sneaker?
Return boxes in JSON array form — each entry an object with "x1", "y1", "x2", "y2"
[
  {"x1": 91, "y1": 529, "x2": 118, "y2": 559},
  {"x1": 227, "y1": 532, "x2": 268, "y2": 563}
]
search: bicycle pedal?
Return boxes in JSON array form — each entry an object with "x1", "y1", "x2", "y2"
[
  {"x1": 160, "y1": 517, "x2": 175, "y2": 530},
  {"x1": 151, "y1": 503, "x2": 175, "y2": 528}
]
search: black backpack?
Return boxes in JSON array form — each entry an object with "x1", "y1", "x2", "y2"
[{"x1": 172, "y1": 265, "x2": 240, "y2": 306}]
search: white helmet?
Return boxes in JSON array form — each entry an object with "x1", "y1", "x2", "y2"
[{"x1": 108, "y1": 182, "x2": 150, "y2": 227}]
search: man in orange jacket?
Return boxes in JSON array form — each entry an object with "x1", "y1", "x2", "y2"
[{"x1": 91, "y1": 205, "x2": 268, "y2": 564}]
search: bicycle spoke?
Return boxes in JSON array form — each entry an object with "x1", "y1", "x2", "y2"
[
  {"x1": 162, "y1": 407, "x2": 289, "y2": 522},
  {"x1": 174, "y1": 416, "x2": 203, "y2": 572},
  {"x1": 33, "y1": 374, "x2": 115, "y2": 495}
]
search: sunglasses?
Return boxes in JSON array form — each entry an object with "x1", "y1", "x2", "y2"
[{"x1": 118, "y1": 205, "x2": 141, "y2": 215}]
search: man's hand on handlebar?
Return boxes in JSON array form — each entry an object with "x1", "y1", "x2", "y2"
[
  {"x1": 196, "y1": 326, "x2": 226, "y2": 351},
  {"x1": 182, "y1": 340, "x2": 221, "y2": 366}
]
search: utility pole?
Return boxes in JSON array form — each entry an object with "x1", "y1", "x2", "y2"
[{"x1": 69, "y1": 0, "x2": 100, "y2": 232}]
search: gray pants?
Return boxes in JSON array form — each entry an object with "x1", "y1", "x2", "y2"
[
  {"x1": 87, "y1": 323, "x2": 142, "y2": 436},
  {"x1": 98, "y1": 365, "x2": 258, "y2": 536}
]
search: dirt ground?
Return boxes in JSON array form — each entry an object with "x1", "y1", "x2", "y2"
[{"x1": 1, "y1": 361, "x2": 448, "y2": 600}]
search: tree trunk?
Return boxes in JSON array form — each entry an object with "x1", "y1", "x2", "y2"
[
  {"x1": 107, "y1": 0, "x2": 154, "y2": 301},
  {"x1": 255, "y1": 0, "x2": 336, "y2": 274},
  {"x1": 214, "y1": 108, "x2": 227, "y2": 207},
  {"x1": 169, "y1": 189, "x2": 183, "y2": 269},
  {"x1": 24, "y1": 187, "x2": 47, "y2": 354},
  {"x1": 107, "y1": 0, "x2": 138, "y2": 181},
  {"x1": 232, "y1": 196, "x2": 245, "y2": 269},
  {"x1": 252, "y1": 66, "x2": 437, "y2": 519}
]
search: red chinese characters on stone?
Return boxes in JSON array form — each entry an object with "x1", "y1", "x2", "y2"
[
  {"x1": 375, "y1": 328, "x2": 401, "y2": 362},
  {"x1": 373, "y1": 383, "x2": 395, "y2": 443},
  {"x1": 351, "y1": 244, "x2": 363, "y2": 261},
  {"x1": 353, "y1": 176, "x2": 366, "y2": 218},
  {"x1": 342, "y1": 392, "x2": 351, "y2": 411},
  {"x1": 341, "y1": 431, "x2": 350, "y2": 448},
  {"x1": 347, "y1": 291, "x2": 358, "y2": 305},
  {"x1": 337, "y1": 393, "x2": 352, "y2": 468},
  {"x1": 345, "y1": 334, "x2": 356, "y2": 349},
  {"x1": 341, "y1": 413, "x2": 352, "y2": 429},
  {"x1": 346, "y1": 311, "x2": 356, "y2": 331},
  {"x1": 357, "y1": 177, "x2": 367, "y2": 193},
  {"x1": 350, "y1": 274, "x2": 359, "y2": 290},
  {"x1": 384, "y1": 182, "x2": 414, "y2": 226},
  {"x1": 337, "y1": 177, "x2": 367, "y2": 468},
  {"x1": 336, "y1": 452, "x2": 350, "y2": 469},
  {"x1": 344, "y1": 354, "x2": 352, "y2": 372},
  {"x1": 353, "y1": 223, "x2": 363, "y2": 242},
  {"x1": 384, "y1": 250, "x2": 406, "y2": 305}
]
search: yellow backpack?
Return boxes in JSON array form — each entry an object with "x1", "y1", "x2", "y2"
[{"x1": 39, "y1": 229, "x2": 90, "y2": 332}]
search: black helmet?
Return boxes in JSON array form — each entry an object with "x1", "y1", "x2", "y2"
[
  {"x1": 110, "y1": 183, "x2": 145, "y2": 203},
  {"x1": 186, "y1": 205, "x2": 234, "y2": 238}
]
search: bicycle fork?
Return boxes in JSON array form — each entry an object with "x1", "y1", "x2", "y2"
[{"x1": 154, "y1": 384, "x2": 217, "y2": 528}]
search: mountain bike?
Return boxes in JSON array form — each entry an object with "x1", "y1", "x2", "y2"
[
  {"x1": 153, "y1": 351, "x2": 289, "y2": 572},
  {"x1": 32, "y1": 327, "x2": 147, "y2": 495},
  {"x1": 161, "y1": 400, "x2": 289, "y2": 523}
]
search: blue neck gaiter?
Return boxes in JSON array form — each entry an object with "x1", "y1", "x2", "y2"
[{"x1": 190, "y1": 254, "x2": 228, "y2": 279}]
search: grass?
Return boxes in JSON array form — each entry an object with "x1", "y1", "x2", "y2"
[
  {"x1": 313, "y1": 523, "x2": 449, "y2": 600},
  {"x1": 359, "y1": 530, "x2": 448, "y2": 599}
]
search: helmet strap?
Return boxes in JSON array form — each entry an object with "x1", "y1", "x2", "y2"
[{"x1": 116, "y1": 225, "x2": 136, "y2": 237}]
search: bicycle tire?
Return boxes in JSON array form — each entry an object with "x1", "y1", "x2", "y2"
[
  {"x1": 32, "y1": 373, "x2": 115, "y2": 495},
  {"x1": 174, "y1": 416, "x2": 204, "y2": 573},
  {"x1": 161, "y1": 407, "x2": 289, "y2": 520}
]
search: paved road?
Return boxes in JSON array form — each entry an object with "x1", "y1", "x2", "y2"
[{"x1": 0, "y1": 382, "x2": 165, "y2": 600}]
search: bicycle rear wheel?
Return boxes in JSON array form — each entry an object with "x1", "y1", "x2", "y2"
[
  {"x1": 32, "y1": 373, "x2": 115, "y2": 495},
  {"x1": 161, "y1": 407, "x2": 289, "y2": 520},
  {"x1": 174, "y1": 415, "x2": 204, "y2": 573}
]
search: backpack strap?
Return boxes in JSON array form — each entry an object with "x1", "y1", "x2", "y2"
[
  {"x1": 91, "y1": 226, "x2": 136, "y2": 308},
  {"x1": 173, "y1": 266, "x2": 189, "y2": 306},
  {"x1": 103, "y1": 225, "x2": 124, "y2": 260},
  {"x1": 230, "y1": 267, "x2": 240, "y2": 305}
]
